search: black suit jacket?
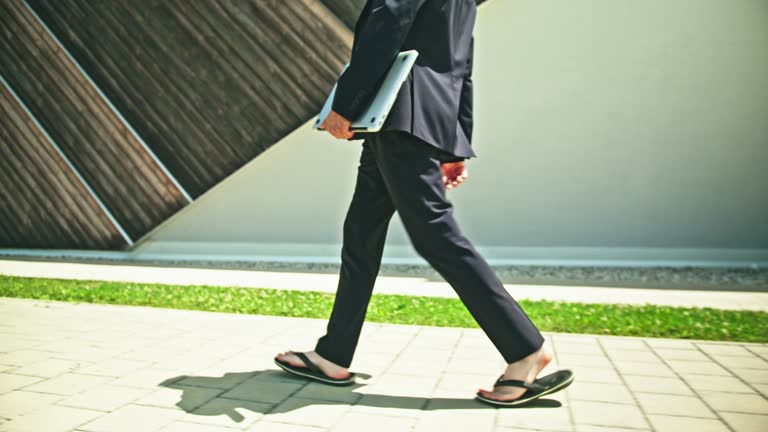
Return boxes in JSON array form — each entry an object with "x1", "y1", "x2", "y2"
[{"x1": 331, "y1": 0, "x2": 477, "y2": 161}]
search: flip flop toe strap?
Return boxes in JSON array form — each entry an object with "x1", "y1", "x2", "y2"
[
  {"x1": 494, "y1": 378, "x2": 548, "y2": 392},
  {"x1": 295, "y1": 352, "x2": 323, "y2": 374}
]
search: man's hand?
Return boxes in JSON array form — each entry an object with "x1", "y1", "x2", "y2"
[
  {"x1": 320, "y1": 110, "x2": 354, "y2": 139},
  {"x1": 441, "y1": 161, "x2": 468, "y2": 190}
]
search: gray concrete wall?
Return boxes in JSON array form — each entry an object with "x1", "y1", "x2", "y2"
[{"x1": 136, "y1": 0, "x2": 768, "y2": 266}]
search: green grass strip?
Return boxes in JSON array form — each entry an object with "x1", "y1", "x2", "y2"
[{"x1": 1, "y1": 275, "x2": 766, "y2": 342}]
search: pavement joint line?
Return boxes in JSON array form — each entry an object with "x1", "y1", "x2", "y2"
[
  {"x1": 596, "y1": 337, "x2": 654, "y2": 430},
  {"x1": 416, "y1": 329, "x2": 456, "y2": 411},
  {"x1": 744, "y1": 345, "x2": 768, "y2": 362},
  {"x1": 644, "y1": 339, "x2": 736, "y2": 432},
  {"x1": 692, "y1": 342, "x2": 768, "y2": 402},
  {"x1": 549, "y1": 336, "x2": 578, "y2": 430}
]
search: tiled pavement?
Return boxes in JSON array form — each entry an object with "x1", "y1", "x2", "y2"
[{"x1": 0, "y1": 297, "x2": 766, "y2": 432}]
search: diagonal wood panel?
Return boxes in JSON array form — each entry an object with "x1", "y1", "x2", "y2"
[
  {"x1": 0, "y1": 82, "x2": 127, "y2": 250},
  {"x1": 0, "y1": 0, "x2": 188, "y2": 242},
  {"x1": 27, "y1": 0, "x2": 353, "y2": 199},
  {"x1": 321, "y1": 0, "x2": 489, "y2": 30}
]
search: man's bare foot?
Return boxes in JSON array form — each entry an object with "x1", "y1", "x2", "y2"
[
  {"x1": 275, "y1": 350, "x2": 351, "y2": 379},
  {"x1": 476, "y1": 341, "x2": 554, "y2": 402}
]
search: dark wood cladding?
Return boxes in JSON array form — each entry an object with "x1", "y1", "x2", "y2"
[
  {"x1": 321, "y1": 0, "x2": 489, "y2": 30},
  {"x1": 0, "y1": 0, "x2": 188, "y2": 242},
  {"x1": 27, "y1": 0, "x2": 352, "y2": 198},
  {"x1": 0, "y1": 83, "x2": 127, "y2": 250},
  {"x1": 321, "y1": 0, "x2": 366, "y2": 29}
]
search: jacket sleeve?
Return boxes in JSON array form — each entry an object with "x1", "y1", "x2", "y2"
[
  {"x1": 457, "y1": 35, "x2": 474, "y2": 147},
  {"x1": 439, "y1": 35, "x2": 474, "y2": 164},
  {"x1": 331, "y1": 0, "x2": 428, "y2": 121}
]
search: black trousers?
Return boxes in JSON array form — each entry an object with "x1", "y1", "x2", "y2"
[{"x1": 315, "y1": 130, "x2": 544, "y2": 368}]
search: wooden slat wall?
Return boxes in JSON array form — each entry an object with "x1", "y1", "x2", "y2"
[
  {"x1": 0, "y1": 83, "x2": 127, "y2": 249},
  {"x1": 321, "y1": 0, "x2": 366, "y2": 29},
  {"x1": 321, "y1": 0, "x2": 489, "y2": 30},
  {"x1": 27, "y1": 0, "x2": 352, "y2": 198},
  {"x1": 0, "y1": 0, "x2": 188, "y2": 242}
]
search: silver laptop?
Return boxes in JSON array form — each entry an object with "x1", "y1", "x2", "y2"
[{"x1": 313, "y1": 50, "x2": 419, "y2": 133}]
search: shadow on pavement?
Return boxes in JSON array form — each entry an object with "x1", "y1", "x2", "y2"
[{"x1": 158, "y1": 369, "x2": 561, "y2": 424}]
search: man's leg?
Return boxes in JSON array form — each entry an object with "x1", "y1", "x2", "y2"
[
  {"x1": 371, "y1": 131, "x2": 545, "y2": 364},
  {"x1": 313, "y1": 137, "x2": 396, "y2": 368}
]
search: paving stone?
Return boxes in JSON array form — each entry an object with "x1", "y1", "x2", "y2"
[
  {"x1": 387, "y1": 359, "x2": 448, "y2": 377},
  {"x1": 652, "y1": 348, "x2": 711, "y2": 361},
  {"x1": 497, "y1": 401, "x2": 574, "y2": 430},
  {"x1": 719, "y1": 411, "x2": 768, "y2": 432},
  {"x1": 622, "y1": 375, "x2": 693, "y2": 395},
  {"x1": 443, "y1": 355, "x2": 501, "y2": 374},
  {"x1": 558, "y1": 353, "x2": 613, "y2": 367},
  {"x1": 292, "y1": 382, "x2": 363, "y2": 404},
  {"x1": 158, "y1": 421, "x2": 242, "y2": 432},
  {"x1": 3, "y1": 296, "x2": 768, "y2": 432},
  {"x1": 0, "y1": 390, "x2": 64, "y2": 419},
  {"x1": 746, "y1": 346, "x2": 768, "y2": 359},
  {"x1": 11, "y1": 358, "x2": 90, "y2": 378},
  {"x1": 698, "y1": 391, "x2": 768, "y2": 414},
  {"x1": 333, "y1": 411, "x2": 417, "y2": 432},
  {"x1": 179, "y1": 397, "x2": 271, "y2": 429},
  {"x1": 600, "y1": 338, "x2": 648, "y2": 350},
  {"x1": 353, "y1": 393, "x2": 427, "y2": 414},
  {"x1": 635, "y1": 392, "x2": 716, "y2": 418},
  {"x1": 554, "y1": 342, "x2": 604, "y2": 356},
  {"x1": 50, "y1": 347, "x2": 122, "y2": 363},
  {"x1": 152, "y1": 353, "x2": 225, "y2": 372},
  {"x1": 416, "y1": 411, "x2": 495, "y2": 432},
  {"x1": 346, "y1": 351, "x2": 399, "y2": 368},
  {"x1": 358, "y1": 373, "x2": 439, "y2": 398},
  {"x1": 648, "y1": 414, "x2": 729, "y2": 432},
  {"x1": 206, "y1": 352, "x2": 280, "y2": 373},
  {"x1": 220, "y1": 377, "x2": 304, "y2": 404},
  {"x1": 19, "y1": 373, "x2": 111, "y2": 396},
  {"x1": 712, "y1": 355, "x2": 767, "y2": 369},
  {"x1": 133, "y1": 384, "x2": 222, "y2": 411},
  {"x1": 0, "y1": 373, "x2": 44, "y2": 394},
  {"x1": 603, "y1": 349, "x2": 659, "y2": 363},
  {"x1": 697, "y1": 344, "x2": 754, "y2": 357},
  {"x1": 665, "y1": 360, "x2": 731, "y2": 376},
  {"x1": 410, "y1": 327, "x2": 461, "y2": 348},
  {"x1": 644, "y1": 339, "x2": 696, "y2": 350},
  {"x1": 117, "y1": 347, "x2": 188, "y2": 363},
  {"x1": 56, "y1": 384, "x2": 152, "y2": 412},
  {"x1": 435, "y1": 372, "x2": 491, "y2": 392},
  {"x1": 0, "y1": 350, "x2": 54, "y2": 366},
  {"x1": 680, "y1": 373, "x2": 755, "y2": 393},
  {"x1": 108, "y1": 367, "x2": 186, "y2": 389},
  {"x1": 0, "y1": 338, "x2": 44, "y2": 351},
  {"x1": 571, "y1": 401, "x2": 649, "y2": 429},
  {"x1": 245, "y1": 421, "x2": 325, "y2": 431},
  {"x1": 731, "y1": 368, "x2": 768, "y2": 384},
  {"x1": 570, "y1": 366, "x2": 622, "y2": 384},
  {"x1": 612, "y1": 360, "x2": 675, "y2": 377},
  {"x1": 76, "y1": 358, "x2": 153, "y2": 377},
  {"x1": 178, "y1": 370, "x2": 259, "y2": 391},
  {"x1": 566, "y1": 382, "x2": 635, "y2": 404},
  {"x1": 264, "y1": 397, "x2": 349, "y2": 428},
  {"x1": 0, "y1": 404, "x2": 102, "y2": 432},
  {"x1": 574, "y1": 426, "x2": 650, "y2": 432},
  {"x1": 451, "y1": 344, "x2": 499, "y2": 360},
  {"x1": 78, "y1": 404, "x2": 185, "y2": 432}
]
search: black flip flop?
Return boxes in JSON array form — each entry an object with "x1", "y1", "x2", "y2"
[
  {"x1": 475, "y1": 369, "x2": 575, "y2": 407},
  {"x1": 274, "y1": 352, "x2": 356, "y2": 386}
]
